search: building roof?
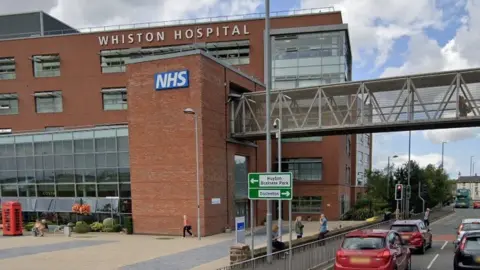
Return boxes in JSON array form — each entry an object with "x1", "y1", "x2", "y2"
[
  {"x1": 0, "y1": 7, "x2": 339, "y2": 41},
  {"x1": 458, "y1": 176, "x2": 480, "y2": 183}
]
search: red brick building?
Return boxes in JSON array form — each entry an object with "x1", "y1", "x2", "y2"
[{"x1": 0, "y1": 10, "x2": 371, "y2": 236}]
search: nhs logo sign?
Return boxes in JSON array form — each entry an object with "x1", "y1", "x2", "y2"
[{"x1": 154, "y1": 70, "x2": 189, "y2": 91}]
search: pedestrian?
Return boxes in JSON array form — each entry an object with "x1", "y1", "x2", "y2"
[
  {"x1": 294, "y1": 216, "x2": 304, "y2": 239},
  {"x1": 318, "y1": 213, "x2": 329, "y2": 245},
  {"x1": 183, "y1": 214, "x2": 194, "y2": 238},
  {"x1": 424, "y1": 208, "x2": 430, "y2": 227},
  {"x1": 272, "y1": 224, "x2": 286, "y2": 251}
]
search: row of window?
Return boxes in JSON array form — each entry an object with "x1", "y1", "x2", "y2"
[
  {"x1": 0, "y1": 197, "x2": 131, "y2": 213},
  {"x1": 0, "y1": 40, "x2": 251, "y2": 80},
  {"x1": 0, "y1": 88, "x2": 127, "y2": 115},
  {"x1": 0, "y1": 183, "x2": 130, "y2": 198}
]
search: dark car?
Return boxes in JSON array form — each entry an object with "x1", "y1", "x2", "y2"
[
  {"x1": 454, "y1": 231, "x2": 480, "y2": 270},
  {"x1": 334, "y1": 229, "x2": 411, "y2": 270},
  {"x1": 390, "y1": 219, "x2": 432, "y2": 254}
]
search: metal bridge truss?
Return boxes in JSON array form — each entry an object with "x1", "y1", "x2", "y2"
[{"x1": 230, "y1": 68, "x2": 480, "y2": 139}]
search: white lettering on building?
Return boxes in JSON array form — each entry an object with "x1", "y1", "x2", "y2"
[{"x1": 97, "y1": 24, "x2": 250, "y2": 46}]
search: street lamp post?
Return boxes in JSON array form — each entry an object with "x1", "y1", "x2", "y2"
[
  {"x1": 471, "y1": 156, "x2": 475, "y2": 176},
  {"x1": 406, "y1": 130, "x2": 412, "y2": 219},
  {"x1": 387, "y1": 155, "x2": 398, "y2": 198},
  {"x1": 441, "y1": 142, "x2": 447, "y2": 169},
  {"x1": 184, "y1": 108, "x2": 201, "y2": 240},
  {"x1": 274, "y1": 118, "x2": 282, "y2": 240}
]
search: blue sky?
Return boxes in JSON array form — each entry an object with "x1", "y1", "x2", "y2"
[{"x1": 6, "y1": 0, "x2": 480, "y2": 179}]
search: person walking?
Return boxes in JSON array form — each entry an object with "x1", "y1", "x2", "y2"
[
  {"x1": 318, "y1": 214, "x2": 328, "y2": 245},
  {"x1": 294, "y1": 216, "x2": 304, "y2": 239},
  {"x1": 424, "y1": 208, "x2": 431, "y2": 227},
  {"x1": 183, "y1": 214, "x2": 194, "y2": 238}
]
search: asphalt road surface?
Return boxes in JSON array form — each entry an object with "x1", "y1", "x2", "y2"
[{"x1": 409, "y1": 208, "x2": 475, "y2": 270}]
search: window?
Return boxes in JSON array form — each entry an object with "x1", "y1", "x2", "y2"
[
  {"x1": 345, "y1": 165, "x2": 351, "y2": 185},
  {"x1": 205, "y1": 40, "x2": 250, "y2": 65},
  {"x1": 346, "y1": 135, "x2": 351, "y2": 156},
  {"x1": 0, "y1": 57, "x2": 16, "y2": 80},
  {"x1": 342, "y1": 237, "x2": 385, "y2": 250},
  {"x1": 282, "y1": 136, "x2": 322, "y2": 143},
  {"x1": 234, "y1": 155, "x2": 248, "y2": 199},
  {"x1": 102, "y1": 88, "x2": 127, "y2": 111},
  {"x1": 292, "y1": 196, "x2": 322, "y2": 213},
  {"x1": 100, "y1": 49, "x2": 131, "y2": 73},
  {"x1": 32, "y1": 54, "x2": 60, "y2": 77},
  {"x1": 280, "y1": 158, "x2": 323, "y2": 181},
  {"x1": 0, "y1": 93, "x2": 19, "y2": 115},
  {"x1": 34, "y1": 91, "x2": 63, "y2": 113}
]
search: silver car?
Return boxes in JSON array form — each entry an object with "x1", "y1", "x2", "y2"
[{"x1": 454, "y1": 218, "x2": 480, "y2": 247}]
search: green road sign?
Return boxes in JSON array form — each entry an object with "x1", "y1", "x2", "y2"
[{"x1": 248, "y1": 172, "x2": 293, "y2": 200}]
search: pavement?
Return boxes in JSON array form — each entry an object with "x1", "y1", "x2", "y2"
[{"x1": 0, "y1": 219, "x2": 362, "y2": 270}]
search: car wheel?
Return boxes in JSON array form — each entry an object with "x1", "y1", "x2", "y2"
[{"x1": 419, "y1": 242, "x2": 426, "y2": 254}]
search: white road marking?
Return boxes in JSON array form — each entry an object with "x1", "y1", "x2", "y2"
[
  {"x1": 321, "y1": 263, "x2": 333, "y2": 270},
  {"x1": 427, "y1": 254, "x2": 439, "y2": 269},
  {"x1": 441, "y1": 241, "x2": 448, "y2": 249},
  {"x1": 431, "y1": 212, "x2": 455, "y2": 225}
]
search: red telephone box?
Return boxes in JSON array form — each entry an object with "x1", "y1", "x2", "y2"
[{"x1": 2, "y1": 201, "x2": 23, "y2": 236}]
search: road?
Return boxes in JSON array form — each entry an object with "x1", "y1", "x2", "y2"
[{"x1": 408, "y1": 208, "x2": 471, "y2": 270}]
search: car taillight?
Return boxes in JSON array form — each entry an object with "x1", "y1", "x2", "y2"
[
  {"x1": 376, "y1": 249, "x2": 391, "y2": 261},
  {"x1": 459, "y1": 237, "x2": 467, "y2": 250},
  {"x1": 336, "y1": 250, "x2": 347, "y2": 260},
  {"x1": 411, "y1": 232, "x2": 423, "y2": 240}
]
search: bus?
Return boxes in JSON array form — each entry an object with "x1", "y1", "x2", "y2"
[{"x1": 455, "y1": 188, "x2": 472, "y2": 208}]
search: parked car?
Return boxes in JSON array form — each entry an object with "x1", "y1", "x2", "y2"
[
  {"x1": 454, "y1": 231, "x2": 480, "y2": 269},
  {"x1": 390, "y1": 219, "x2": 432, "y2": 254},
  {"x1": 473, "y1": 202, "x2": 480, "y2": 209},
  {"x1": 334, "y1": 229, "x2": 411, "y2": 270}
]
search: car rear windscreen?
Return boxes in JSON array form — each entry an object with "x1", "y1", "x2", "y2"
[
  {"x1": 390, "y1": 225, "x2": 418, "y2": 232},
  {"x1": 465, "y1": 236, "x2": 480, "y2": 250},
  {"x1": 342, "y1": 237, "x2": 385, "y2": 250},
  {"x1": 462, "y1": 224, "x2": 480, "y2": 231}
]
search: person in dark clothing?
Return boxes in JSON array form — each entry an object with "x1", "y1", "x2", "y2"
[
  {"x1": 272, "y1": 224, "x2": 286, "y2": 251},
  {"x1": 459, "y1": 95, "x2": 472, "y2": 117},
  {"x1": 183, "y1": 214, "x2": 193, "y2": 238}
]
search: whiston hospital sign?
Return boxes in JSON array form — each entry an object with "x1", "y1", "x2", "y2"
[{"x1": 98, "y1": 24, "x2": 250, "y2": 46}]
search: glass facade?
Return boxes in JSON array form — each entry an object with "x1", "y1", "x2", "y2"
[
  {"x1": 272, "y1": 30, "x2": 351, "y2": 90},
  {"x1": 278, "y1": 158, "x2": 323, "y2": 181},
  {"x1": 292, "y1": 196, "x2": 322, "y2": 213},
  {"x1": 0, "y1": 125, "x2": 131, "y2": 223}
]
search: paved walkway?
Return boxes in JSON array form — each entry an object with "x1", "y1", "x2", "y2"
[{"x1": 0, "y1": 220, "x2": 363, "y2": 270}]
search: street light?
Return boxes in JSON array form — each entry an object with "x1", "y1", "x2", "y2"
[
  {"x1": 387, "y1": 155, "x2": 398, "y2": 198},
  {"x1": 183, "y1": 107, "x2": 201, "y2": 240},
  {"x1": 441, "y1": 142, "x2": 447, "y2": 169},
  {"x1": 273, "y1": 118, "x2": 282, "y2": 241},
  {"x1": 471, "y1": 156, "x2": 475, "y2": 176}
]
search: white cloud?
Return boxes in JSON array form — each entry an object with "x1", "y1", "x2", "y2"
[
  {"x1": 423, "y1": 127, "x2": 480, "y2": 144},
  {"x1": 374, "y1": 153, "x2": 457, "y2": 174},
  {"x1": 300, "y1": 0, "x2": 444, "y2": 69}
]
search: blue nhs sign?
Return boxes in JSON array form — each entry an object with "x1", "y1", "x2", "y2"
[{"x1": 154, "y1": 70, "x2": 189, "y2": 90}]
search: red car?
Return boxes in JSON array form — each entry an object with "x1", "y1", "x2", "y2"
[
  {"x1": 390, "y1": 219, "x2": 432, "y2": 254},
  {"x1": 473, "y1": 202, "x2": 480, "y2": 209},
  {"x1": 334, "y1": 229, "x2": 411, "y2": 270}
]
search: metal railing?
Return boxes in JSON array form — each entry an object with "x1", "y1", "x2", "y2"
[
  {"x1": 218, "y1": 220, "x2": 392, "y2": 270},
  {"x1": 0, "y1": 7, "x2": 335, "y2": 40},
  {"x1": 217, "y1": 208, "x2": 452, "y2": 270}
]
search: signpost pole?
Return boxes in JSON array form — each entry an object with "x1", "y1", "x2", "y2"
[
  {"x1": 250, "y1": 199, "x2": 254, "y2": 259},
  {"x1": 288, "y1": 200, "x2": 292, "y2": 269},
  {"x1": 276, "y1": 118, "x2": 282, "y2": 241}
]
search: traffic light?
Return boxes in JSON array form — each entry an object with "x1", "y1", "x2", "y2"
[
  {"x1": 421, "y1": 183, "x2": 428, "y2": 197},
  {"x1": 406, "y1": 185, "x2": 411, "y2": 199},
  {"x1": 395, "y1": 184, "x2": 403, "y2": 200}
]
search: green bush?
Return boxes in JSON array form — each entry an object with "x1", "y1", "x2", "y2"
[
  {"x1": 124, "y1": 216, "x2": 133, "y2": 234},
  {"x1": 74, "y1": 221, "x2": 90, "y2": 234},
  {"x1": 112, "y1": 224, "x2": 122, "y2": 232},
  {"x1": 103, "y1": 218, "x2": 116, "y2": 228},
  {"x1": 90, "y1": 222, "x2": 103, "y2": 232}
]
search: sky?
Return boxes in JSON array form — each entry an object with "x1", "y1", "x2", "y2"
[{"x1": 2, "y1": 0, "x2": 480, "y2": 178}]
